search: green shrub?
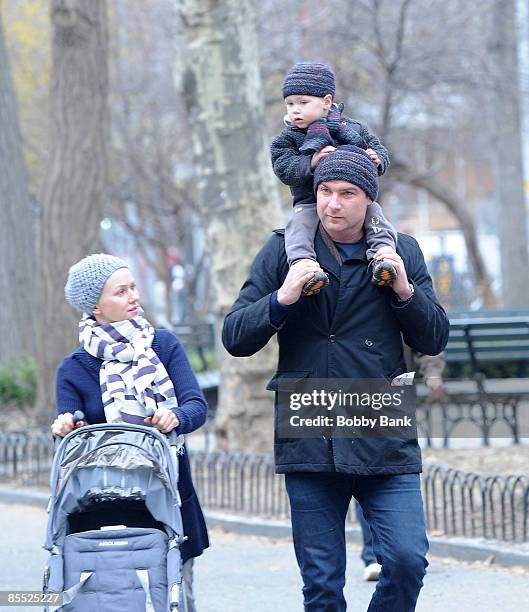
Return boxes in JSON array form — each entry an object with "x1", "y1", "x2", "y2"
[
  {"x1": 0, "y1": 356, "x2": 37, "y2": 408},
  {"x1": 186, "y1": 348, "x2": 218, "y2": 373}
]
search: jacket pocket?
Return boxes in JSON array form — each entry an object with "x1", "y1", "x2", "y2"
[
  {"x1": 269, "y1": 371, "x2": 312, "y2": 445},
  {"x1": 386, "y1": 365, "x2": 405, "y2": 381},
  {"x1": 266, "y1": 370, "x2": 312, "y2": 392}
]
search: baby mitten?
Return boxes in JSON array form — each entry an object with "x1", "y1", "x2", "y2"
[
  {"x1": 327, "y1": 104, "x2": 368, "y2": 148},
  {"x1": 336, "y1": 121, "x2": 367, "y2": 148},
  {"x1": 299, "y1": 119, "x2": 335, "y2": 154},
  {"x1": 325, "y1": 104, "x2": 344, "y2": 134}
]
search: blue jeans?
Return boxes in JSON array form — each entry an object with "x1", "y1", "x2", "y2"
[
  {"x1": 285, "y1": 472, "x2": 428, "y2": 612},
  {"x1": 356, "y1": 500, "x2": 377, "y2": 567}
]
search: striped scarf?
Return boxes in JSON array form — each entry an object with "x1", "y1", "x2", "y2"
[{"x1": 79, "y1": 311, "x2": 178, "y2": 425}]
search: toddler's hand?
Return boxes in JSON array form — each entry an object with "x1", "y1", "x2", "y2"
[{"x1": 311, "y1": 145, "x2": 336, "y2": 170}]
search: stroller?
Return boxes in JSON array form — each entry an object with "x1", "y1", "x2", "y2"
[{"x1": 43, "y1": 419, "x2": 188, "y2": 611}]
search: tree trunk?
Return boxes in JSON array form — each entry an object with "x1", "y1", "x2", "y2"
[
  {"x1": 176, "y1": 0, "x2": 282, "y2": 453},
  {"x1": 487, "y1": 0, "x2": 529, "y2": 307},
  {"x1": 390, "y1": 159, "x2": 497, "y2": 308},
  {"x1": 35, "y1": 0, "x2": 109, "y2": 417},
  {"x1": 0, "y1": 11, "x2": 35, "y2": 362}
]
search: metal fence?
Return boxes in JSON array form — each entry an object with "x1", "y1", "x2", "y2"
[
  {"x1": 1, "y1": 432, "x2": 528, "y2": 543},
  {"x1": 422, "y1": 464, "x2": 529, "y2": 542},
  {"x1": 0, "y1": 432, "x2": 53, "y2": 486}
]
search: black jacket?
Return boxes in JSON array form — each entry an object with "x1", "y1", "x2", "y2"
[{"x1": 222, "y1": 230, "x2": 449, "y2": 475}]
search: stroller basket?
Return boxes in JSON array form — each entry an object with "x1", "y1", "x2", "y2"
[{"x1": 43, "y1": 423, "x2": 187, "y2": 611}]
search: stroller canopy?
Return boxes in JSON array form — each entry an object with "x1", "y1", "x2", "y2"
[{"x1": 45, "y1": 424, "x2": 184, "y2": 551}]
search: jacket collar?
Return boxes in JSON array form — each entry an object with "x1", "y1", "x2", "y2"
[
  {"x1": 314, "y1": 228, "x2": 341, "y2": 280},
  {"x1": 315, "y1": 224, "x2": 367, "y2": 280}
]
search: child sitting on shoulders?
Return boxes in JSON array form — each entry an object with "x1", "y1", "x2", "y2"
[{"x1": 271, "y1": 61, "x2": 398, "y2": 295}]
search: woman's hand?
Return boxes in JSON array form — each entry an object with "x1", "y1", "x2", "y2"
[
  {"x1": 144, "y1": 407, "x2": 180, "y2": 433},
  {"x1": 51, "y1": 412, "x2": 85, "y2": 437}
]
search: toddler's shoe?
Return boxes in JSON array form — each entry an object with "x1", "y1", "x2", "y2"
[
  {"x1": 302, "y1": 271, "x2": 329, "y2": 296},
  {"x1": 371, "y1": 259, "x2": 397, "y2": 286}
]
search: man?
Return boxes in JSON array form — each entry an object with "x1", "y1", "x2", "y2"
[{"x1": 222, "y1": 146, "x2": 449, "y2": 611}]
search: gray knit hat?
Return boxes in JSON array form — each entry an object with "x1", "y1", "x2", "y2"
[
  {"x1": 313, "y1": 145, "x2": 379, "y2": 201},
  {"x1": 65, "y1": 253, "x2": 129, "y2": 313},
  {"x1": 282, "y1": 62, "x2": 336, "y2": 99}
]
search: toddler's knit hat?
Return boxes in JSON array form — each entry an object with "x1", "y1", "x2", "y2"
[
  {"x1": 65, "y1": 253, "x2": 129, "y2": 313},
  {"x1": 282, "y1": 62, "x2": 336, "y2": 99},
  {"x1": 313, "y1": 146, "x2": 379, "y2": 201}
]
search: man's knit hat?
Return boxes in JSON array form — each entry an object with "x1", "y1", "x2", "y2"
[
  {"x1": 65, "y1": 253, "x2": 129, "y2": 313},
  {"x1": 282, "y1": 62, "x2": 336, "y2": 99},
  {"x1": 313, "y1": 145, "x2": 379, "y2": 201}
]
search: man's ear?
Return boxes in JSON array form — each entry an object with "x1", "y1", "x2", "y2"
[{"x1": 323, "y1": 94, "x2": 333, "y2": 111}]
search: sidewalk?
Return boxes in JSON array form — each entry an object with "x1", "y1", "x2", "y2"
[
  {"x1": 2, "y1": 484, "x2": 528, "y2": 569},
  {"x1": 0, "y1": 498, "x2": 528, "y2": 611}
]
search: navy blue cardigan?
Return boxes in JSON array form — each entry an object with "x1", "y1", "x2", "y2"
[{"x1": 55, "y1": 328, "x2": 209, "y2": 562}]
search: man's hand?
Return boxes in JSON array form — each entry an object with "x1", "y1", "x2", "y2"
[
  {"x1": 365, "y1": 148, "x2": 381, "y2": 167},
  {"x1": 277, "y1": 259, "x2": 325, "y2": 305},
  {"x1": 310, "y1": 145, "x2": 336, "y2": 170},
  {"x1": 144, "y1": 407, "x2": 180, "y2": 433},
  {"x1": 373, "y1": 247, "x2": 413, "y2": 300}
]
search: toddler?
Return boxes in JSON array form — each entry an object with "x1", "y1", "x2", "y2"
[{"x1": 271, "y1": 62, "x2": 398, "y2": 295}]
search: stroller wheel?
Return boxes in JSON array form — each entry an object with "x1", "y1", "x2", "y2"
[{"x1": 42, "y1": 565, "x2": 49, "y2": 591}]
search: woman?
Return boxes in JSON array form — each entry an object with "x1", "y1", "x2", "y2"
[{"x1": 51, "y1": 253, "x2": 208, "y2": 611}]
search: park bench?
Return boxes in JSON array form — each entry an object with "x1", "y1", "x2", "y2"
[
  {"x1": 446, "y1": 316, "x2": 529, "y2": 381},
  {"x1": 172, "y1": 321, "x2": 216, "y2": 372},
  {"x1": 417, "y1": 313, "x2": 529, "y2": 446},
  {"x1": 172, "y1": 321, "x2": 219, "y2": 422}
]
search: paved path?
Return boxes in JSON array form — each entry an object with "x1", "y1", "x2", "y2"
[{"x1": 1, "y1": 503, "x2": 527, "y2": 611}]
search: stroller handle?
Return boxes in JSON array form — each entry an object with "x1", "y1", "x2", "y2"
[
  {"x1": 72, "y1": 410, "x2": 86, "y2": 425},
  {"x1": 54, "y1": 410, "x2": 181, "y2": 451}
]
